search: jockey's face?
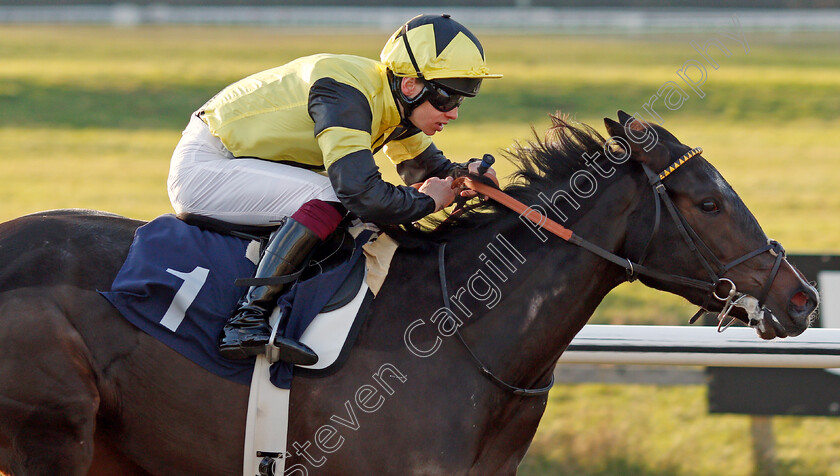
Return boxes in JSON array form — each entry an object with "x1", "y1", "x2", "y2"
[{"x1": 401, "y1": 77, "x2": 459, "y2": 136}]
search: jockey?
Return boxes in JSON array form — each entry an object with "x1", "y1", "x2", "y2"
[{"x1": 166, "y1": 14, "x2": 501, "y2": 365}]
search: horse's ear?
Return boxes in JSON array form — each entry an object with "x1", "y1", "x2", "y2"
[
  {"x1": 617, "y1": 110, "x2": 634, "y2": 125},
  {"x1": 604, "y1": 117, "x2": 624, "y2": 139},
  {"x1": 607, "y1": 113, "x2": 653, "y2": 138},
  {"x1": 605, "y1": 115, "x2": 664, "y2": 167},
  {"x1": 621, "y1": 112, "x2": 653, "y2": 135},
  {"x1": 604, "y1": 116, "x2": 653, "y2": 152}
]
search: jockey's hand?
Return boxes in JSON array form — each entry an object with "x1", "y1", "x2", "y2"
[
  {"x1": 461, "y1": 160, "x2": 499, "y2": 198},
  {"x1": 418, "y1": 176, "x2": 456, "y2": 212}
]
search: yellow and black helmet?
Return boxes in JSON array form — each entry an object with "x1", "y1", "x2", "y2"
[{"x1": 381, "y1": 14, "x2": 502, "y2": 98}]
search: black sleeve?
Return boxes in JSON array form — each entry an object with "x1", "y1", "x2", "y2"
[
  {"x1": 395, "y1": 143, "x2": 458, "y2": 185},
  {"x1": 328, "y1": 150, "x2": 436, "y2": 225},
  {"x1": 308, "y1": 78, "x2": 373, "y2": 136}
]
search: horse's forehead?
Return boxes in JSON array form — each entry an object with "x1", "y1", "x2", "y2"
[
  {"x1": 677, "y1": 157, "x2": 736, "y2": 198},
  {"x1": 711, "y1": 169, "x2": 740, "y2": 202},
  {"x1": 699, "y1": 159, "x2": 729, "y2": 188}
]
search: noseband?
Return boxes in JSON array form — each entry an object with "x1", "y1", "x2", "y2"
[{"x1": 459, "y1": 146, "x2": 787, "y2": 332}]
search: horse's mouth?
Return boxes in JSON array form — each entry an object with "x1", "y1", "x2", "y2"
[
  {"x1": 750, "y1": 309, "x2": 791, "y2": 339},
  {"x1": 737, "y1": 289, "x2": 818, "y2": 340},
  {"x1": 708, "y1": 291, "x2": 814, "y2": 340}
]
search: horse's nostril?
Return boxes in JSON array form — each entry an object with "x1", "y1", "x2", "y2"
[
  {"x1": 789, "y1": 288, "x2": 818, "y2": 320},
  {"x1": 791, "y1": 291, "x2": 809, "y2": 309}
]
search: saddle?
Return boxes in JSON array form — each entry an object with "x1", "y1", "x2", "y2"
[
  {"x1": 176, "y1": 212, "x2": 367, "y2": 315},
  {"x1": 100, "y1": 212, "x2": 390, "y2": 389}
]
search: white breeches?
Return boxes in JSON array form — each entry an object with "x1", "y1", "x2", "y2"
[{"x1": 167, "y1": 114, "x2": 338, "y2": 226}]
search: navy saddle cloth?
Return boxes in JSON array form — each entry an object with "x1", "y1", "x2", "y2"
[{"x1": 99, "y1": 214, "x2": 371, "y2": 389}]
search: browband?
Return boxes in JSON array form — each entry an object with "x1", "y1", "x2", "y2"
[{"x1": 658, "y1": 147, "x2": 703, "y2": 181}]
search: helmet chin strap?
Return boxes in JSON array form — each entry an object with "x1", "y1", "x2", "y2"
[{"x1": 387, "y1": 70, "x2": 426, "y2": 125}]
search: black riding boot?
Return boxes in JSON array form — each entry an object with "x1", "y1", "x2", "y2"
[{"x1": 218, "y1": 218, "x2": 320, "y2": 364}]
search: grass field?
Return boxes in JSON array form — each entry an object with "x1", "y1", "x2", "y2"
[{"x1": 1, "y1": 24, "x2": 839, "y2": 475}]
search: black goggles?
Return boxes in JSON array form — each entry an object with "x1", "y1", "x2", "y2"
[{"x1": 423, "y1": 81, "x2": 464, "y2": 112}]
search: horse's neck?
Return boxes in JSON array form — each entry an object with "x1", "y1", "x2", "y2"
[
  {"x1": 450, "y1": 172, "x2": 644, "y2": 388},
  {"x1": 424, "y1": 173, "x2": 646, "y2": 469}
]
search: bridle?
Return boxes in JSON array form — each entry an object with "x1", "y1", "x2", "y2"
[
  {"x1": 635, "y1": 147, "x2": 786, "y2": 331},
  {"x1": 462, "y1": 147, "x2": 787, "y2": 330},
  {"x1": 442, "y1": 146, "x2": 787, "y2": 396}
]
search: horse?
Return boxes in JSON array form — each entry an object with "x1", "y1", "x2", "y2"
[{"x1": 0, "y1": 111, "x2": 818, "y2": 475}]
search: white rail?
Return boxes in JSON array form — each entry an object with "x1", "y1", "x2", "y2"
[{"x1": 560, "y1": 325, "x2": 840, "y2": 368}]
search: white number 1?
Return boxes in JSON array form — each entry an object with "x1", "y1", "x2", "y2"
[{"x1": 160, "y1": 266, "x2": 210, "y2": 332}]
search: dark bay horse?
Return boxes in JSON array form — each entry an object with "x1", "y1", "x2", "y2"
[{"x1": 0, "y1": 112, "x2": 818, "y2": 475}]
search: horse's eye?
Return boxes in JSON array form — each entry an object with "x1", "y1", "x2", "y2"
[{"x1": 700, "y1": 199, "x2": 720, "y2": 214}]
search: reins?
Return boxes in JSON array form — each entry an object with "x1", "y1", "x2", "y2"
[{"x1": 437, "y1": 242, "x2": 555, "y2": 397}]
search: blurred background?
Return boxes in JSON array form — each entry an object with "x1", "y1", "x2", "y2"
[{"x1": 1, "y1": 1, "x2": 838, "y2": 474}]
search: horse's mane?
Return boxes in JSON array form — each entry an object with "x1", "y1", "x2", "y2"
[{"x1": 387, "y1": 113, "x2": 610, "y2": 247}]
